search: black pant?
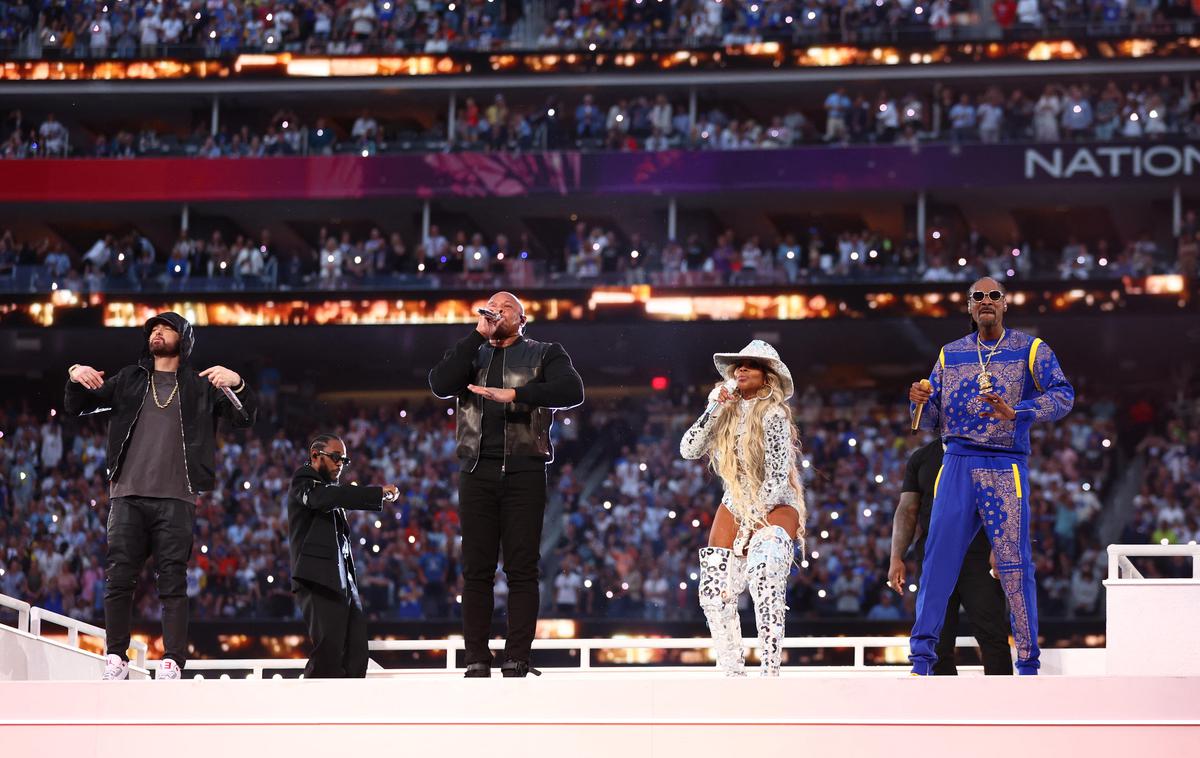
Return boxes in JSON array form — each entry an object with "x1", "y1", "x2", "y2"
[
  {"x1": 459, "y1": 459, "x2": 547, "y2": 666},
  {"x1": 105, "y1": 496, "x2": 194, "y2": 666},
  {"x1": 297, "y1": 580, "x2": 368, "y2": 678},
  {"x1": 929, "y1": 532, "x2": 1013, "y2": 676}
]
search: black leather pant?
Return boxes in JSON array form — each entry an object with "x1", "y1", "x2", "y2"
[
  {"x1": 105, "y1": 496, "x2": 194, "y2": 666},
  {"x1": 458, "y1": 459, "x2": 547, "y2": 666}
]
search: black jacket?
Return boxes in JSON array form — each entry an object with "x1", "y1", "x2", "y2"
[
  {"x1": 287, "y1": 463, "x2": 384, "y2": 596},
  {"x1": 428, "y1": 330, "x2": 584, "y2": 472},
  {"x1": 62, "y1": 311, "x2": 257, "y2": 493}
]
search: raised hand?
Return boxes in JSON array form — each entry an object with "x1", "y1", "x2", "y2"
[
  {"x1": 69, "y1": 365, "x2": 106, "y2": 390},
  {"x1": 475, "y1": 311, "x2": 499, "y2": 339},
  {"x1": 198, "y1": 365, "x2": 242, "y2": 389}
]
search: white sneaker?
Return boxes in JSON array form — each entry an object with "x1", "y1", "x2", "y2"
[
  {"x1": 102, "y1": 654, "x2": 129, "y2": 681},
  {"x1": 157, "y1": 658, "x2": 182, "y2": 680}
]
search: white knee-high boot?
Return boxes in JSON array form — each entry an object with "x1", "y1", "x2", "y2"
[
  {"x1": 747, "y1": 526, "x2": 792, "y2": 676},
  {"x1": 698, "y1": 546, "x2": 747, "y2": 676}
]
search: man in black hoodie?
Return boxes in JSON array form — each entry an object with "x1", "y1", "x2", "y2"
[
  {"x1": 429, "y1": 292, "x2": 584, "y2": 677},
  {"x1": 64, "y1": 312, "x2": 256, "y2": 680},
  {"x1": 287, "y1": 434, "x2": 398, "y2": 678}
]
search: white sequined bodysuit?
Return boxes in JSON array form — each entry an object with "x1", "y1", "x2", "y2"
[{"x1": 680, "y1": 394, "x2": 804, "y2": 555}]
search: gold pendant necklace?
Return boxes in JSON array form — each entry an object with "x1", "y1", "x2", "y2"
[
  {"x1": 151, "y1": 374, "x2": 179, "y2": 409},
  {"x1": 975, "y1": 329, "x2": 1005, "y2": 393}
]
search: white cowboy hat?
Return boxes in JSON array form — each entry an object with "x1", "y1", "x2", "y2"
[{"x1": 713, "y1": 340, "x2": 794, "y2": 400}]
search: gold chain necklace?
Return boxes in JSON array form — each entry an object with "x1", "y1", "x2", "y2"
[
  {"x1": 975, "y1": 329, "x2": 1006, "y2": 392},
  {"x1": 151, "y1": 373, "x2": 179, "y2": 409}
]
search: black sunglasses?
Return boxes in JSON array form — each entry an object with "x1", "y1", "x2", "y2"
[
  {"x1": 315, "y1": 450, "x2": 351, "y2": 466},
  {"x1": 969, "y1": 289, "x2": 1005, "y2": 303}
]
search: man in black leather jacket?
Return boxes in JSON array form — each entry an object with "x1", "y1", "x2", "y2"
[
  {"x1": 429, "y1": 291, "x2": 584, "y2": 677},
  {"x1": 64, "y1": 311, "x2": 256, "y2": 680},
  {"x1": 287, "y1": 434, "x2": 398, "y2": 678}
]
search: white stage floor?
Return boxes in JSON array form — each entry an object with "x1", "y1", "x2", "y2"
[{"x1": 2, "y1": 673, "x2": 1197, "y2": 757}]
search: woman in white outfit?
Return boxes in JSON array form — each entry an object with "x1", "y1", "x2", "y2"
[{"x1": 680, "y1": 340, "x2": 806, "y2": 676}]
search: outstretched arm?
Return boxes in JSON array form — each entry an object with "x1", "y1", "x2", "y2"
[
  {"x1": 292, "y1": 478, "x2": 386, "y2": 514},
  {"x1": 64, "y1": 364, "x2": 120, "y2": 417}
]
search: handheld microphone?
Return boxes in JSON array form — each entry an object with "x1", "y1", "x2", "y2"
[
  {"x1": 704, "y1": 378, "x2": 738, "y2": 417},
  {"x1": 477, "y1": 308, "x2": 499, "y2": 321},
  {"x1": 910, "y1": 379, "x2": 932, "y2": 435},
  {"x1": 221, "y1": 385, "x2": 250, "y2": 421}
]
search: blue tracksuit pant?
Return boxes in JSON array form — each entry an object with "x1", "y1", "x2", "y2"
[{"x1": 909, "y1": 449, "x2": 1040, "y2": 675}]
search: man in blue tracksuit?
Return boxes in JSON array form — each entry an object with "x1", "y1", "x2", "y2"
[{"x1": 907, "y1": 276, "x2": 1074, "y2": 675}]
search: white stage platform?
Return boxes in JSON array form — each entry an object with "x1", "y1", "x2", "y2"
[
  {"x1": 2, "y1": 674, "x2": 1198, "y2": 757},
  {"x1": 3, "y1": 546, "x2": 1198, "y2": 757}
]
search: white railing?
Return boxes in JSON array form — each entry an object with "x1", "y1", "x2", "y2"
[
  {"x1": 169, "y1": 635, "x2": 979, "y2": 678},
  {"x1": 1107, "y1": 543, "x2": 1200, "y2": 581},
  {"x1": 28, "y1": 606, "x2": 148, "y2": 669},
  {"x1": 0, "y1": 592, "x2": 31, "y2": 632}
]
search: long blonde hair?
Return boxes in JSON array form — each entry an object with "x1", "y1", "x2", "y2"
[{"x1": 707, "y1": 368, "x2": 807, "y2": 540}]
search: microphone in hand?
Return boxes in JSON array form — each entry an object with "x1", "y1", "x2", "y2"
[
  {"x1": 705, "y1": 378, "x2": 738, "y2": 417},
  {"x1": 220, "y1": 386, "x2": 250, "y2": 421},
  {"x1": 910, "y1": 379, "x2": 932, "y2": 434}
]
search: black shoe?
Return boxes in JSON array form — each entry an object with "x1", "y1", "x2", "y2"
[
  {"x1": 464, "y1": 662, "x2": 492, "y2": 678},
  {"x1": 500, "y1": 660, "x2": 542, "y2": 678}
]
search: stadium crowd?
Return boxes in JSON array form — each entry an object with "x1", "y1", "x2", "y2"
[
  {"x1": 1, "y1": 211, "x2": 1194, "y2": 297},
  {"x1": 5, "y1": 74, "x2": 1200, "y2": 158},
  {"x1": 0, "y1": 217, "x2": 1190, "y2": 297},
  {"x1": 2, "y1": 372, "x2": 1185, "y2": 627},
  {"x1": 2, "y1": 0, "x2": 1197, "y2": 61}
]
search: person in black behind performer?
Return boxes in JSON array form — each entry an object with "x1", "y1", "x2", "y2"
[
  {"x1": 888, "y1": 439, "x2": 1013, "y2": 675},
  {"x1": 288, "y1": 434, "x2": 399, "y2": 678},
  {"x1": 66, "y1": 312, "x2": 256, "y2": 681},
  {"x1": 429, "y1": 291, "x2": 584, "y2": 678}
]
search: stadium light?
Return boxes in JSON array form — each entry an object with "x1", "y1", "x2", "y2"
[
  {"x1": 863, "y1": 508, "x2": 873, "y2": 517},
  {"x1": 820, "y1": 530, "x2": 829, "y2": 539},
  {"x1": 817, "y1": 589, "x2": 826, "y2": 598},
  {"x1": 811, "y1": 551, "x2": 820, "y2": 559}
]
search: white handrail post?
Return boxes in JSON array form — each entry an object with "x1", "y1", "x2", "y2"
[
  {"x1": 1107, "y1": 544, "x2": 1119, "y2": 581},
  {"x1": 67, "y1": 626, "x2": 78, "y2": 647},
  {"x1": 446, "y1": 640, "x2": 455, "y2": 671},
  {"x1": 579, "y1": 641, "x2": 590, "y2": 670},
  {"x1": 29, "y1": 608, "x2": 41, "y2": 636},
  {"x1": 853, "y1": 643, "x2": 865, "y2": 669}
]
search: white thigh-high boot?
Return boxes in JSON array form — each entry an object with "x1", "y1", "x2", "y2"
[
  {"x1": 698, "y1": 547, "x2": 748, "y2": 676},
  {"x1": 747, "y1": 526, "x2": 792, "y2": 676}
]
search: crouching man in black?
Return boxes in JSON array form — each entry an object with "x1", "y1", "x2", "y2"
[
  {"x1": 288, "y1": 434, "x2": 398, "y2": 678},
  {"x1": 429, "y1": 291, "x2": 584, "y2": 677}
]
